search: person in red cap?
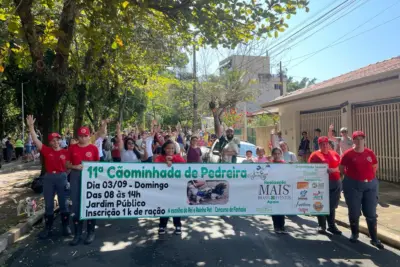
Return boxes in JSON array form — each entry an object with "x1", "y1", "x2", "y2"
[
  {"x1": 340, "y1": 131, "x2": 384, "y2": 249},
  {"x1": 26, "y1": 115, "x2": 71, "y2": 239},
  {"x1": 67, "y1": 125, "x2": 100, "y2": 246},
  {"x1": 308, "y1": 136, "x2": 342, "y2": 235}
]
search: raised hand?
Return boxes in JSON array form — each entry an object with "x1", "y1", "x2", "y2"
[{"x1": 26, "y1": 115, "x2": 36, "y2": 128}]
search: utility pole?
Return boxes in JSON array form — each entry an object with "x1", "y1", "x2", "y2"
[
  {"x1": 279, "y1": 61, "x2": 283, "y2": 96},
  {"x1": 192, "y1": 44, "x2": 199, "y2": 132}
]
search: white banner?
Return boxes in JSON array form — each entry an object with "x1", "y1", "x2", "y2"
[{"x1": 80, "y1": 162, "x2": 329, "y2": 220}]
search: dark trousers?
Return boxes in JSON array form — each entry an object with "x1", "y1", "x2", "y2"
[
  {"x1": 318, "y1": 179, "x2": 342, "y2": 226},
  {"x1": 343, "y1": 177, "x2": 378, "y2": 225},
  {"x1": 159, "y1": 217, "x2": 181, "y2": 228},
  {"x1": 70, "y1": 170, "x2": 82, "y2": 219},
  {"x1": 43, "y1": 173, "x2": 69, "y2": 215},
  {"x1": 112, "y1": 157, "x2": 121, "y2": 162},
  {"x1": 142, "y1": 156, "x2": 153, "y2": 163},
  {"x1": 2, "y1": 148, "x2": 6, "y2": 162},
  {"x1": 15, "y1": 147, "x2": 23, "y2": 159},
  {"x1": 272, "y1": 215, "x2": 285, "y2": 228}
]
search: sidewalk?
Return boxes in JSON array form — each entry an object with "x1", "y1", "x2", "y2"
[
  {"x1": 0, "y1": 160, "x2": 39, "y2": 174},
  {"x1": 335, "y1": 180, "x2": 400, "y2": 249}
]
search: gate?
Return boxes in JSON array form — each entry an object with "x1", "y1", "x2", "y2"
[
  {"x1": 352, "y1": 101, "x2": 400, "y2": 183},
  {"x1": 300, "y1": 107, "x2": 342, "y2": 150}
]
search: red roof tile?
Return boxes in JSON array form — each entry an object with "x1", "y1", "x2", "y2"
[{"x1": 278, "y1": 56, "x2": 400, "y2": 100}]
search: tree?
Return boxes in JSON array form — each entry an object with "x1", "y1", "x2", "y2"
[
  {"x1": 199, "y1": 70, "x2": 256, "y2": 135},
  {"x1": 287, "y1": 76, "x2": 317, "y2": 93},
  {"x1": 1, "y1": 0, "x2": 309, "y2": 141}
]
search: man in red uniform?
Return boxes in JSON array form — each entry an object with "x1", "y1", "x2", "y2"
[
  {"x1": 308, "y1": 137, "x2": 342, "y2": 235},
  {"x1": 26, "y1": 115, "x2": 71, "y2": 239},
  {"x1": 68, "y1": 126, "x2": 100, "y2": 246},
  {"x1": 340, "y1": 131, "x2": 384, "y2": 249}
]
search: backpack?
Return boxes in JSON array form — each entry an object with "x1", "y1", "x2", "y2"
[{"x1": 31, "y1": 176, "x2": 44, "y2": 194}]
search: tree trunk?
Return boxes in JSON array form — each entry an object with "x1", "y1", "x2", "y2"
[
  {"x1": 73, "y1": 84, "x2": 87, "y2": 136},
  {"x1": 118, "y1": 88, "x2": 128, "y2": 124}
]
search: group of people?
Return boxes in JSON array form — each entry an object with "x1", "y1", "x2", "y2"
[
  {"x1": 1, "y1": 134, "x2": 39, "y2": 165},
  {"x1": 29, "y1": 114, "x2": 384, "y2": 250}
]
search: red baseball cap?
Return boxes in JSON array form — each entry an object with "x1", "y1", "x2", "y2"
[
  {"x1": 352, "y1": 130, "x2": 365, "y2": 139},
  {"x1": 48, "y1": 133, "x2": 61, "y2": 141},
  {"x1": 78, "y1": 126, "x2": 90, "y2": 136},
  {"x1": 318, "y1": 136, "x2": 329, "y2": 144}
]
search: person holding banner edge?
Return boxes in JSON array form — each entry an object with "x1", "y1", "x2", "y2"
[
  {"x1": 155, "y1": 139, "x2": 186, "y2": 235},
  {"x1": 339, "y1": 131, "x2": 384, "y2": 249},
  {"x1": 270, "y1": 147, "x2": 288, "y2": 234},
  {"x1": 308, "y1": 136, "x2": 342, "y2": 235},
  {"x1": 67, "y1": 126, "x2": 100, "y2": 246},
  {"x1": 26, "y1": 115, "x2": 71, "y2": 239}
]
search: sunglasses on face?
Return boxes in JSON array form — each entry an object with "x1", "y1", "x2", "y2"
[{"x1": 127, "y1": 142, "x2": 134, "y2": 145}]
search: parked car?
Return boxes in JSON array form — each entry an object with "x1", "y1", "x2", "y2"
[{"x1": 205, "y1": 139, "x2": 257, "y2": 163}]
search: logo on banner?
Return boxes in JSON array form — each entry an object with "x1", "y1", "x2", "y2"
[
  {"x1": 313, "y1": 202, "x2": 324, "y2": 211},
  {"x1": 295, "y1": 201, "x2": 311, "y2": 208},
  {"x1": 297, "y1": 182, "x2": 309, "y2": 189},
  {"x1": 258, "y1": 183, "x2": 291, "y2": 203},
  {"x1": 312, "y1": 182, "x2": 324, "y2": 189},
  {"x1": 298, "y1": 208, "x2": 309, "y2": 213},
  {"x1": 313, "y1": 191, "x2": 323, "y2": 200},
  {"x1": 298, "y1": 190, "x2": 308, "y2": 200},
  {"x1": 249, "y1": 165, "x2": 270, "y2": 180}
]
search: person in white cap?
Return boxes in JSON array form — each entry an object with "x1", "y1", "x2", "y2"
[{"x1": 328, "y1": 124, "x2": 353, "y2": 155}]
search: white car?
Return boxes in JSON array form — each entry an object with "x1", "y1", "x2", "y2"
[{"x1": 205, "y1": 139, "x2": 257, "y2": 163}]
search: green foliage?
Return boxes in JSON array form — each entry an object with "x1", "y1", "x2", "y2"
[
  {"x1": 248, "y1": 113, "x2": 279, "y2": 127},
  {"x1": 287, "y1": 76, "x2": 317, "y2": 93}
]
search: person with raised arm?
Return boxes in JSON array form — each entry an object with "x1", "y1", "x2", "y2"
[
  {"x1": 26, "y1": 115, "x2": 71, "y2": 239},
  {"x1": 116, "y1": 122, "x2": 148, "y2": 162}
]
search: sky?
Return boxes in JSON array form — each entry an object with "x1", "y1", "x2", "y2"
[{"x1": 190, "y1": 0, "x2": 400, "y2": 83}]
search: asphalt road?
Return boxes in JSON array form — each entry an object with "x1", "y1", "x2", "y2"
[{"x1": 4, "y1": 215, "x2": 400, "y2": 267}]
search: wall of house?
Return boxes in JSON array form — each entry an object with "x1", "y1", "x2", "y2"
[{"x1": 276, "y1": 77, "x2": 400, "y2": 154}]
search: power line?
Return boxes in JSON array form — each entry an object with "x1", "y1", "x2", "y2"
[
  {"x1": 288, "y1": 14, "x2": 400, "y2": 69},
  {"x1": 284, "y1": 0, "x2": 400, "y2": 65},
  {"x1": 267, "y1": 0, "x2": 352, "y2": 52},
  {"x1": 230, "y1": 0, "x2": 355, "y2": 72},
  {"x1": 271, "y1": 0, "x2": 370, "y2": 58}
]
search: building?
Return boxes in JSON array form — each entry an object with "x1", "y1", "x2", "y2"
[
  {"x1": 261, "y1": 56, "x2": 400, "y2": 183},
  {"x1": 219, "y1": 55, "x2": 287, "y2": 113}
]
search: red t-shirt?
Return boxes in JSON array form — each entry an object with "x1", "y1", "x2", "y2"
[
  {"x1": 40, "y1": 145, "x2": 69, "y2": 173},
  {"x1": 155, "y1": 154, "x2": 186, "y2": 163},
  {"x1": 340, "y1": 148, "x2": 377, "y2": 181},
  {"x1": 69, "y1": 144, "x2": 100, "y2": 165},
  {"x1": 308, "y1": 150, "x2": 340, "y2": 181},
  {"x1": 111, "y1": 143, "x2": 121, "y2": 158}
]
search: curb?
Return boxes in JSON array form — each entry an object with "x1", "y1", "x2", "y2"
[
  {"x1": 0, "y1": 161, "x2": 40, "y2": 174},
  {"x1": 0, "y1": 209, "x2": 44, "y2": 254},
  {"x1": 335, "y1": 218, "x2": 400, "y2": 249}
]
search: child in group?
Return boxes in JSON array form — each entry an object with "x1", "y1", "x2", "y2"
[
  {"x1": 270, "y1": 147, "x2": 287, "y2": 234},
  {"x1": 155, "y1": 140, "x2": 186, "y2": 235},
  {"x1": 255, "y1": 147, "x2": 268, "y2": 163}
]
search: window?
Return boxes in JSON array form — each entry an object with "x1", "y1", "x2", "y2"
[
  {"x1": 274, "y1": 84, "x2": 282, "y2": 90},
  {"x1": 258, "y1": 73, "x2": 270, "y2": 84}
]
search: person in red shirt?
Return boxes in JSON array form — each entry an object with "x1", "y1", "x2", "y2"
[
  {"x1": 270, "y1": 147, "x2": 288, "y2": 234},
  {"x1": 67, "y1": 126, "x2": 100, "y2": 246},
  {"x1": 340, "y1": 131, "x2": 384, "y2": 249},
  {"x1": 155, "y1": 140, "x2": 185, "y2": 235},
  {"x1": 308, "y1": 136, "x2": 342, "y2": 235},
  {"x1": 26, "y1": 115, "x2": 71, "y2": 239}
]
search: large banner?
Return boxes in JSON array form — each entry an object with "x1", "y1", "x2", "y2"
[{"x1": 80, "y1": 162, "x2": 329, "y2": 220}]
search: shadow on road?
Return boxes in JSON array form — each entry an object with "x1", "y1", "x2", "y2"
[{"x1": 4, "y1": 215, "x2": 400, "y2": 267}]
